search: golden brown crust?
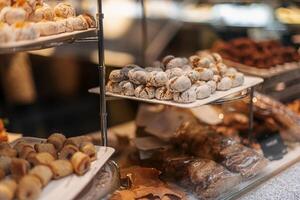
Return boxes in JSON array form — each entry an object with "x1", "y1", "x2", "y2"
[
  {"x1": 58, "y1": 144, "x2": 78, "y2": 160},
  {"x1": 17, "y1": 175, "x2": 42, "y2": 200},
  {"x1": 34, "y1": 143, "x2": 57, "y2": 159},
  {"x1": 29, "y1": 165, "x2": 53, "y2": 187},
  {"x1": 48, "y1": 160, "x2": 73, "y2": 179},
  {"x1": 0, "y1": 179, "x2": 17, "y2": 200},
  {"x1": 47, "y1": 133, "x2": 66, "y2": 151},
  {"x1": 80, "y1": 142, "x2": 97, "y2": 161},
  {"x1": 30, "y1": 152, "x2": 55, "y2": 166},
  {"x1": 70, "y1": 152, "x2": 90, "y2": 176},
  {"x1": 10, "y1": 158, "x2": 30, "y2": 181}
]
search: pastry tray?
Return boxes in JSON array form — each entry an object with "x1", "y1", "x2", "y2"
[
  {"x1": 11, "y1": 137, "x2": 115, "y2": 200},
  {"x1": 0, "y1": 28, "x2": 96, "y2": 54},
  {"x1": 89, "y1": 76, "x2": 263, "y2": 108},
  {"x1": 224, "y1": 59, "x2": 300, "y2": 78}
]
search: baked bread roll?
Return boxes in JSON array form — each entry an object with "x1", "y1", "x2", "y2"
[
  {"x1": 0, "y1": 179, "x2": 17, "y2": 200},
  {"x1": 34, "y1": 143, "x2": 57, "y2": 159},
  {"x1": 80, "y1": 142, "x2": 97, "y2": 161},
  {"x1": 12, "y1": 22, "x2": 40, "y2": 41},
  {"x1": 147, "y1": 71, "x2": 168, "y2": 87},
  {"x1": 54, "y1": 2, "x2": 75, "y2": 18},
  {"x1": 165, "y1": 67, "x2": 184, "y2": 79},
  {"x1": 106, "y1": 81, "x2": 122, "y2": 94},
  {"x1": 128, "y1": 68, "x2": 148, "y2": 85},
  {"x1": 0, "y1": 6, "x2": 26, "y2": 25},
  {"x1": 59, "y1": 144, "x2": 79, "y2": 160},
  {"x1": 0, "y1": 22, "x2": 15, "y2": 43},
  {"x1": 155, "y1": 86, "x2": 173, "y2": 100},
  {"x1": 71, "y1": 152, "x2": 90, "y2": 176},
  {"x1": 29, "y1": 165, "x2": 53, "y2": 187},
  {"x1": 30, "y1": 152, "x2": 55, "y2": 166},
  {"x1": 217, "y1": 77, "x2": 232, "y2": 91},
  {"x1": 17, "y1": 175, "x2": 42, "y2": 200},
  {"x1": 10, "y1": 158, "x2": 30, "y2": 181},
  {"x1": 173, "y1": 87, "x2": 197, "y2": 103},
  {"x1": 67, "y1": 16, "x2": 88, "y2": 31},
  {"x1": 167, "y1": 75, "x2": 192, "y2": 93},
  {"x1": 34, "y1": 20, "x2": 58, "y2": 36},
  {"x1": 79, "y1": 13, "x2": 96, "y2": 28},
  {"x1": 29, "y1": 3, "x2": 54, "y2": 22},
  {"x1": 49, "y1": 160, "x2": 73, "y2": 179},
  {"x1": 119, "y1": 81, "x2": 135, "y2": 96},
  {"x1": 109, "y1": 69, "x2": 127, "y2": 83},
  {"x1": 134, "y1": 85, "x2": 155, "y2": 99},
  {"x1": 47, "y1": 133, "x2": 66, "y2": 151}
]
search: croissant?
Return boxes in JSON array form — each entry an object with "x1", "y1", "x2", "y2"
[
  {"x1": 49, "y1": 160, "x2": 73, "y2": 179},
  {"x1": 17, "y1": 175, "x2": 42, "y2": 200},
  {"x1": 29, "y1": 165, "x2": 53, "y2": 187},
  {"x1": 71, "y1": 152, "x2": 90, "y2": 176},
  {"x1": 47, "y1": 133, "x2": 66, "y2": 151},
  {"x1": 59, "y1": 144, "x2": 78, "y2": 160},
  {"x1": 34, "y1": 143, "x2": 57, "y2": 159},
  {"x1": 0, "y1": 179, "x2": 17, "y2": 200}
]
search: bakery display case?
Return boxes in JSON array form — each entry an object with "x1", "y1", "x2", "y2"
[{"x1": 1, "y1": 0, "x2": 300, "y2": 200}]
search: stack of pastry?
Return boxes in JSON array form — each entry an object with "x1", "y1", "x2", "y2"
[
  {"x1": 0, "y1": 0, "x2": 96, "y2": 43},
  {"x1": 0, "y1": 133, "x2": 98, "y2": 200},
  {"x1": 106, "y1": 52, "x2": 245, "y2": 104}
]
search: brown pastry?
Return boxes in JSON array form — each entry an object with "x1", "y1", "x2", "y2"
[
  {"x1": 14, "y1": 142, "x2": 35, "y2": 160},
  {"x1": 29, "y1": 3, "x2": 54, "y2": 22},
  {"x1": 64, "y1": 136, "x2": 90, "y2": 148},
  {"x1": 0, "y1": 143, "x2": 17, "y2": 157},
  {"x1": 29, "y1": 165, "x2": 53, "y2": 187},
  {"x1": 54, "y1": 2, "x2": 75, "y2": 18},
  {"x1": 17, "y1": 175, "x2": 42, "y2": 200},
  {"x1": 80, "y1": 142, "x2": 97, "y2": 161},
  {"x1": 71, "y1": 152, "x2": 90, "y2": 176},
  {"x1": 0, "y1": 156, "x2": 11, "y2": 175},
  {"x1": 59, "y1": 144, "x2": 79, "y2": 160},
  {"x1": 34, "y1": 143, "x2": 57, "y2": 159},
  {"x1": 80, "y1": 13, "x2": 96, "y2": 28},
  {"x1": 0, "y1": 179, "x2": 17, "y2": 200},
  {"x1": 10, "y1": 158, "x2": 30, "y2": 181},
  {"x1": 49, "y1": 160, "x2": 73, "y2": 179},
  {"x1": 47, "y1": 133, "x2": 66, "y2": 151},
  {"x1": 30, "y1": 152, "x2": 55, "y2": 166}
]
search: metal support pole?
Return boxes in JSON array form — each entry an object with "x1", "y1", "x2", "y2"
[
  {"x1": 248, "y1": 87, "x2": 255, "y2": 139},
  {"x1": 97, "y1": 0, "x2": 108, "y2": 147},
  {"x1": 140, "y1": 0, "x2": 148, "y2": 67}
]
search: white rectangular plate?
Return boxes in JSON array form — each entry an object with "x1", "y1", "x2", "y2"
[
  {"x1": 11, "y1": 137, "x2": 114, "y2": 200},
  {"x1": 89, "y1": 76, "x2": 263, "y2": 108},
  {"x1": 0, "y1": 28, "x2": 96, "y2": 51}
]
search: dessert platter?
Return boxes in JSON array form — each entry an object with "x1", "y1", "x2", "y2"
[
  {"x1": 0, "y1": 134, "x2": 114, "y2": 200},
  {"x1": 0, "y1": 0, "x2": 96, "y2": 53},
  {"x1": 212, "y1": 38, "x2": 300, "y2": 78},
  {"x1": 90, "y1": 52, "x2": 263, "y2": 108}
]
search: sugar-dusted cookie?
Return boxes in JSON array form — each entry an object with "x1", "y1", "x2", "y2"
[
  {"x1": 119, "y1": 81, "x2": 135, "y2": 96},
  {"x1": 194, "y1": 67, "x2": 214, "y2": 81},
  {"x1": 173, "y1": 87, "x2": 197, "y2": 103},
  {"x1": 155, "y1": 86, "x2": 173, "y2": 100},
  {"x1": 167, "y1": 75, "x2": 192, "y2": 93},
  {"x1": 166, "y1": 67, "x2": 184, "y2": 79},
  {"x1": 106, "y1": 81, "x2": 122, "y2": 93},
  {"x1": 147, "y1": 71, "x2": 168, "y2": 87},
  {"x1": 217, "y1": 77, "x2": 232, "y2": 91},
  {"x1": 109, "y1": 69, "x2": 127, "y2": 83},
  {"x1": 206, "y1": 80, "x2": 217, "y2": 93},
  {"x1": 134, "y1": 85, "x2": 155, "y2": 99},
  {"x1": 128, "y1": 68, "x2": 149, "y2": 85}
]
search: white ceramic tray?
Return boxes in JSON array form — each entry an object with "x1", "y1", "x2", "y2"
[
  {"x1": 89, "y1": 76, "x2": 263, "y2": 108},
  {"x1": 11, "y1": 137, "x2": 115, "y2": 200},
  {"x1": 0, "y1": 28, "x2": 96, "y2": 54},
  {"x1": 224, "y1": 59, "x2": 300, "y2": 78}
]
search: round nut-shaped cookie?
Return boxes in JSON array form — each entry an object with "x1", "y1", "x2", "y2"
[
  {"x1": 206, "y1": 80, "x2": 217, "y2": 93},
  {"x1": 216, "y1": 63, "x2": 228, "y2": 76},
  {"x1": 145, "y1": 67, "x2": 163, "y2": 72},
  {"x1": 119, "y1": 81, "x2": 135, "y2": 96},
  {"x1": 213, "y1": 75, "x2": 221, "y2": 83},
  {"x1": 166, "y1": 57, "x2": 187, "y2": 70},
  {"x1": 226, "y1": 67, "x2": 238, "y2": 75},
  {"x1": 109, "y1": 70, "x2": 127, "y2": 82},
  {"x1": 229, "y1": 72, "x2": 244, "y2": 88},
  {"x1": 193, "y1": 84, "x2": 211, "y2": 99},
  {"x1": 162, "y1": 55, "x2": 175, "y2": 67},
  {"x1": 181, "y1": 65, "x2": 193, "y2": 71},
  {"x1": 121, "y1": 64, "x2": 141, "y2": 77},
  {"x1": 185, "y1": 70, "x2": 201, "y2": 83},
  {"x1": 166, "y1": 67, "x2": 184, "y2": 79},
  {"x1": 106, "y1": 81, "x2": 122, "y2": 94},
  {"x1": 198, "y1": 57, "x2": 213, "y2": 68},
  {"x1": 173, "y1": 87, "x2": 197, "y2": 103},
  {"x1": 128, "y1": 68, "x2": 148, "y2": 85},
  {"x1": 167, "y1": 75, "x2": 192, "y2": 93},
  {"x1": 217, "y1": 77, "x2": 233, "y2": 91},
  {"x1": 147, "y1": 71, "x2": 168, "y2": 87},
  {"x1": 155, "y1": 87, "x2": 173, "y2": 100},
  {"x1": 189, "y1": 55, "x2": 201, "y2": 68},
  {"x1": 194, "y1": 67, "x2": 214, "y2": 81},
  {"x1": 134, "y1": 85, "x2": 155, "y2": 99}
]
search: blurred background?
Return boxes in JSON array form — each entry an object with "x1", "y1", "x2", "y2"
[{"x1": 1, "y1": 0, "x2": 300, "y2": 138}]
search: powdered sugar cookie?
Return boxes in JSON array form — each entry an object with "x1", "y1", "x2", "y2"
[
  {"x1": 134, "y1": 85, "x2": 155, "y2": 99},
  {"x1": 166, "y1": 67, "x2": 184, "y2": 79},
  {"x1": 109, "y1": 69, "x2": 127, "y2": 83},
  {"x1": 206, "y1": 80, "x2": 217, "y2": 93},
  {"x1": 185, "y1": 70, "x2": 201, "y2": 83},
  {"x1": 217, "y1": 77, "x2": 232, "y2": 91},
  {"x1": 167, "y1": 75, "x2": 192, "y2": 93},
  {"x1": 128, "y1": 68, "x2": 148, "y2": 85},
  {"x1": 155, "y1": 86, "x2": 173, "y2": 100},
  {"x1": 147, "y1": 71, "x2": 168, "y2": 87},
  {"x1": 193, "y1": 84, "x2": 211, "y2": 99},
  {"x1": 119, "y1": 81, "x2": 135, "y2": 96},
  {"x1": 194, "y1": 67, "x2": 214, "y2": 81},
  {"x1": 106, "y1": 81, "x2": 122, "y2": 93},
  {"x1": 173, "y1": 87, "x2": 196, "y2": 103}
]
